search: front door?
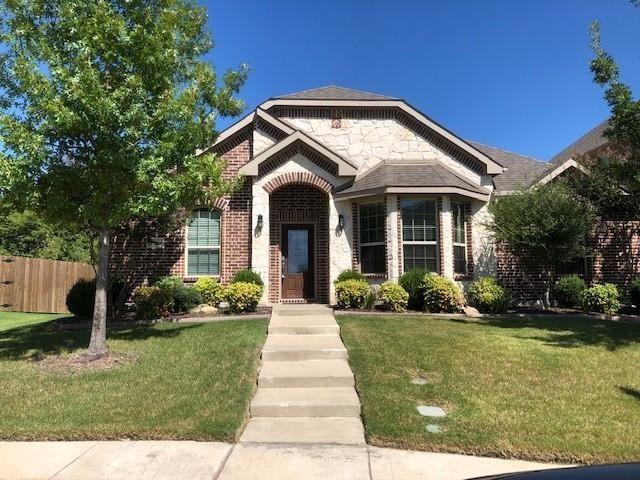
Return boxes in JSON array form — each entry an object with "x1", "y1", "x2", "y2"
[{"x1": 282, "y1": 224, "x2": 314, "y2": 299}]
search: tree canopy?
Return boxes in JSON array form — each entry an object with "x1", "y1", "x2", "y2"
[{"x1": 0, "y1": 0, "x2": 247, "y2": 357}]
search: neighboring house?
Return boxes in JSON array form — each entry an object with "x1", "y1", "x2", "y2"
[{"x1": 109, "y1": 86, "x2": 637, "y2": 305}]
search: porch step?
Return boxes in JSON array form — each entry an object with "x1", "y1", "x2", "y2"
[
  {"x1": 268, "y1": 316, "x2": 339, "y2": 335},
  {"x1": 240, "y1": 417, "x2": 365, "y2": 444},
  {"x1": 259, "y1": 359, "x2": 354, "y2": 388},
  {"x1": 250, "y1": 387, "x2": 361, "y2": 417},
  {"x1": 262, "y1": 334, "x2": 347, "y2": 361},
  {"x1": 272, "y1": 305, "x2": 333, "y2": 317}
]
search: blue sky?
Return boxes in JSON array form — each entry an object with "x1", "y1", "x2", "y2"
[{"x1": 205, "y1": 0, "x2": 640, "y2": 161}]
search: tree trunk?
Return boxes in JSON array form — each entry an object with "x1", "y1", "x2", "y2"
[
  {"x1": 543, "y1": 266, "x2": 554, "y2": 310},
  {"x1": 88, "y1": 229, "x2": 110, "y2": 358}
]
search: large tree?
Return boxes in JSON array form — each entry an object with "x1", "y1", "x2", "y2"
[
  {"x1": 487, "y1": 183, "x2": 595, "y2": 309},
  {"x1": 0, "y1": 0, "x2": 247, "y2": 357},
  {"x1": 570, "y1": 5, "x2": 640, "y2": 218}
]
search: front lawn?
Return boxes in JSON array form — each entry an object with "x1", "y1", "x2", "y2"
[
  {"x1": 0, "y1": 312, "x2": 69, "y2": 332},
  {"x1": 0, "y1": 318, "x2": 267, "y2": 440},
  {"x1": 338, "y1": 314, "x2": 640, "y2": 464}
]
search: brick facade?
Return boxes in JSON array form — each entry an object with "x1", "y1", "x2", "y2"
[{"x1": 268, "y1": 184, "x2": 330, "y2": 304}]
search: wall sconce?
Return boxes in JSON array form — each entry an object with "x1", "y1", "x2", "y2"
[
  {"x1": 257, "y1": 214, "x2": 264, "y2": 230},
  {"x1": 338, "y1": 214, "x2": 345, "y2": 232}
]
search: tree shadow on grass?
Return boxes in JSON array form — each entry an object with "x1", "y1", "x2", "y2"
[
  {"x1": 0, "y1": 322, "x2": 202, "y2": 361},
  {"x1": 446, "y1": 316, "x2": 640, "y2": 351},
  {"x1": 618, "y1": 385, "x2": 640, "y2": 402}
]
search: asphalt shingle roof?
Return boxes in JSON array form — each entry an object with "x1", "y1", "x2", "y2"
[
  {"x1": 334, "y1": 160, "x2": 490, "y2": 197},
  {"x1": 275, "y1": 85, "x2": 398, "y2": 101},
  {"x1": 550, "y1": 120, "x2": 609, "y2": 164},
  {"x1": 469, "y1": 142, "x2": 551, "y2": 192}
]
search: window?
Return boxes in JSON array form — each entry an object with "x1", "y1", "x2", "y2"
[
  {"x1": 186, "y1": 209, "x2": 221, "y2": 276},
  {"x1": 401, "y1": 199, "x2": 438, "y2": 272},
  {"x1": 359, "y1": 203, "x2": 386, "y2": 274},
  {"x1": 452, "y1": 203, "x2": 467, "y2": 275}
]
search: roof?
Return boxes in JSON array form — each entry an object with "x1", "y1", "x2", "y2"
[
  {"x1": 550, "y1": 120, "x2": 609, "y2": 164},
  {"x1": 334, "y1": 160, "x2": 490, "y2": 200},
  {"x1": 274, "y1": 85, "x2": 398, "y2": 101},
  {"x1": 469, "y1": 142, "x2": 550, "y2": 192}
]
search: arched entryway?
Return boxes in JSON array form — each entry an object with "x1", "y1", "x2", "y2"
[{"x1": 268, "y1": 182, "x2": 330, "y2": 304}]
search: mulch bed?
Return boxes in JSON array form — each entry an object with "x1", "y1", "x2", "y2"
[{"x1": 34, "y1": 351, "x2": 137, "y2": 374}]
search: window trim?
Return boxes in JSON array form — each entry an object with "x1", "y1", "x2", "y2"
[
  {"x1": 452, "y1": 202, "x2": 468, "y2": 275},
  {"x1": 185, "y1": 208, "x2": 222, "y2": 278},
  {"x1": 358, "y1": 201, "x2": 386, "y2": 275},
  {"x1": 400, "y1": 197, "x2": 439, "y2": 273}
]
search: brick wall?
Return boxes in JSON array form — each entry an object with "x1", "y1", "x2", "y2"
[
  {"x1": 496, "y1": 220, "x2": 640, "y2": 303},
  {"x1": 269, "y1": 184, "x2": 329, "y2": 303},
  {"x1": 109, "y1": 135, "x2": 253, "y2": 295}
]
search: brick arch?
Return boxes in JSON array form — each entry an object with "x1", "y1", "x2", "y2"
[
  {"x1": 263, "y1": 172, "x2": 332, "y2": 194},
  {"x1": 211, "y1": 197, "x2": 230, "y2": 211}
]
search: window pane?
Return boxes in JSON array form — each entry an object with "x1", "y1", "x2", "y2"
[
  {"x1": 401, "y1": 200, "x2": 436, "y2": 242},
  {"x1": 452, "y1": 203, "x2": 466, "y2": 244},
  {"x1": 360, "y1": 203, "x2": 385, "y2": 244},
  {"x1": 403, "y1": 244, "x2": 437, "y2": 272},
  {"x1": 188, "y1": 209, "x2": 221, "y2": 247},
  {"x1": 187, "y1": 248, "x2": 220, "y2": 276},
  {"x1": 454, "y1": 245, "x2": 467, "y2": 274},
  {"x1": 361, "y1": 245, "x2": 386, "y2": 274}
]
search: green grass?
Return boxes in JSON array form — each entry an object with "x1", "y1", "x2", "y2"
[
  {"x1": 0, "y1": 317, "x2": 267, "y2": 441},
  {"x1": 338, "y1": 314, "x2": 640, "y2": 464},
  {"x1": 0, "y1": 312, "x2": 69, "y2": 331}
]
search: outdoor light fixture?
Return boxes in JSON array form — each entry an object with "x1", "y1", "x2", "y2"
[
  {"x1": 338, "y1": 214, "x2": 345, "y2": 232},
  {"x1": 257, "y1": 214, "x2": 264, "y2": 230}
]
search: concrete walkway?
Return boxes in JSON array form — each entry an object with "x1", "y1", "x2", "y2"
[
  {"x1": 0, "y1": 441, "x2": 566, "y2": 480},
  {"x1": 240, "y1": 304, "x2": 365, "y2": 445}
]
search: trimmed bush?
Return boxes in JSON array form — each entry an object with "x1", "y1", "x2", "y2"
[
  {"x1": 66, "y1": 278, "x2": 125, "y2": 318},
  {"x1": 421, "y1": 273, "x2": 464, "y2": 313},
  {"x1": 173, "y1": 286, "x2": 202, "y2": 313},
  {"x1": 154, "y1": 276, "x2": 184, "y2": 290},
  {"x1": 630, "y1": 277, "x2": 640, "y2": 307},
  {"x1": 467, "y1": 277, "x2": 510, "y2": 313},
  {"x1": 133, "y1": 286, "x2": 174, "y2": 320},
  {"x1": 399, "y1": 268, "x2": 428, "y2": 310},
  {"x1": 378, "y1": 282, "x2": 409, "y2": 312},
  {"x1": 225, "y1": 282, "x2": 263, "y2": 313},
  {"x1": 231, "y1": 268, "x2": 263, "y2": 286},
  {"x1": 335, "y1": 279, "x2": 370, "y2": 309},
  {"x1": 580, "y1": 283, "x2": 621, "y2": 315},
  {"x1": 336, "y1": 269, "x2": 366, "y2": 283},
  {"x1": 553, "y1": 275, "x2": 587, "y2": 308},
  {"x1": 194, "y1": 277, "x2": 224, "y2": 306}
]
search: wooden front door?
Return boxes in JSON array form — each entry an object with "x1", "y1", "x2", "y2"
[{"x1": 281, "y1": 224, "x2": 314, "y2": 299}]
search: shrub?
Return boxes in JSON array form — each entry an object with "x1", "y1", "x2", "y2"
[
  {"x1": 630, "y1": 277, "x2": 640, "y2": 307},
  {"x1": 421, "y1": 273, "x2": 464, "y2": 313},
  {"x1": 66, "y1": 278, "x2": 125, "y2": 318},
  {"x1": 194, "y1": 277, "x2": 224, "y2": 306},
  {"x1": 552, "y1": 275, "x2": 587, "y2": 308},
  {"x1": 133, "y1": 286, "x2": 174, "y2": 320},
  {"x1": 378, "y1": 282, "x2": 409, "y2": 312},
  {"x1": 580, "y1": 283, "x2": 621, "y2": 315},
  {"x1": 335, "y1": 279, "x2": 370, "y2": 309},
  {"x1": 225, "y1": 282, "x2": 263, "y2": 313},
  {"x1": 173, "y1": 286, "x2": 202, "y2": 313},
  {"x1": 399, "y1": 268, "x2": 428, "y2": 310},
  {"x1": 231, "y1": 268, "x2": 263, "y2": 286},
  {"x1": 154, "y1": 275, "x2": 184, "y2": 290},
  {"x1": 467, "y1": 277, "x2": 510, "y2": 313},
  {"x1": 336, "y1": 269, "x2": 366, "y2": 283}
]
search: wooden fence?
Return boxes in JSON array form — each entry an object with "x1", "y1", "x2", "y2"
[{"x1": 0, "y1": 256, "x2": 95, "y2": 314}]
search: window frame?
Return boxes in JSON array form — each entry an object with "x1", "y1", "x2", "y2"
[
  {"x1": 452, "y1": 202, "x2": 468, "y2": 275},
  {"x1": 400, "y1": 197, "x2": 439, "y2": 273},
  {"x1": 185, "y1": 208, "x2": 222, "y2": 278},
  {"x1": 358, "y1": 201, "x2": 387, "y2": 275}
]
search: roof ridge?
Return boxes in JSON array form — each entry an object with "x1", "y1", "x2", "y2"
[{"x1": 468, "y1": 140, "x2": 547, "y2": 165}]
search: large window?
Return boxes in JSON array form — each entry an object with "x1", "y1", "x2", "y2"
[
  {"x1": 401, "y1": 199, "x2": 438, "y2": 272},
  {"x1": 359, "y1": 203, "x2": 386, "y2": 274},
  {"x1": 452, "y1": 203, "x2": 467, "y2": 275},
  {"x1": 186, "y1": 209, "x2": 221, "y2": 276}
]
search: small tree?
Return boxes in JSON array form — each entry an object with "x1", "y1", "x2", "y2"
[
  {"x1": 0, "y1": 0, "x2": 247, "y2": 358},
  {"x1": 487, "y1": 183, "x2": 595, "y2": 308}
]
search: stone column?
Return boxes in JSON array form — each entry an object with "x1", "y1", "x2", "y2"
[
  {"x1": 329, "y1": 196, "x2": 353, "y2": 305},
  {"x1": 251, "y1": 183, "x2": 270, "y2": 305},
  {"x1": 386, "y1": 195, "x2": 400, "y2": 281},
  {"x1": 440, "y1": 195, "x2": 454, "y2": 278}
]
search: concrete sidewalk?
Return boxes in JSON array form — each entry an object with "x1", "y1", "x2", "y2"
[{"x1": 0, "y1": 441, "x2": 566, "y2": 480}]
